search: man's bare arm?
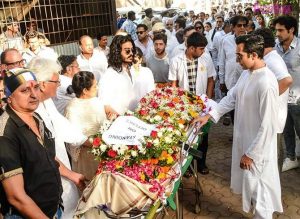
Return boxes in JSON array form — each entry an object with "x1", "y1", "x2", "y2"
[
  {"x1": 278, "y1": 76, "x2": 293, "y2": 95},
  {"x1": 2, "y1": 174, "x2": 48, "y2": 219}
]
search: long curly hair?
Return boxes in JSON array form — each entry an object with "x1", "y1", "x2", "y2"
[{"x1": 108, "y1": 35, "x2": 136, "y2": 73}]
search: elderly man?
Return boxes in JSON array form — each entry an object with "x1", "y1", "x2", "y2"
[
  {"x1": 1, "y1": 48, "x2": 26, "y2": 70},
  {"x1": 0, "y1": 68, "x2": 62, "y2": 218},
  {"x1": 77, "y1": 35, "x2": 108, "y2": 82},
  {"x1": 193, "y1": 35, "x2": 282, "y2": 218},
  {"x1": 28, "y1": 57, "x2": 88, "y2": 218}
]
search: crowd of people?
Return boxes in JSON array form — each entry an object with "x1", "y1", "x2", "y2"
[{"x1": 0, "y1": 4, "x2": 299, "y2": 219}]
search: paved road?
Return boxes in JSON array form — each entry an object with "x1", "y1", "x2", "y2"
[{"x1": 164, "y1": 122, "x2": 300, "y2": 219}]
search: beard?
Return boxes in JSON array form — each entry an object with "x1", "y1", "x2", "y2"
[
  {"x1": 155, "y1": 48, "x2": 165, "y2": 56},
  {"x1": 122, "y1": 55, "x2": 133, "y2": 64}
]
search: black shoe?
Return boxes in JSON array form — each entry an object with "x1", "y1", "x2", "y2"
[
  {"x1": 223, "y1": 116, "x2": 231, "y2": 126},
  {"x1": 198, "y1": 166, "x2": 209, "y2": 175}
]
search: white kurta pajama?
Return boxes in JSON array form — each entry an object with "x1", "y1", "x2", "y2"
[
  {"x1": 36, "y1": 99, "x2": 87, "y2": 219},
  {"x1": 209, "y1": 66, "x2": 283, "y2": 217}
]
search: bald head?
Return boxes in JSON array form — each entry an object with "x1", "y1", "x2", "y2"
[
  {"x1": 1, "y1": 49, "x2": 25, "y2": 70},
  {"x1": 79, "y1": 35, "x2": 94, "y2": 55}
]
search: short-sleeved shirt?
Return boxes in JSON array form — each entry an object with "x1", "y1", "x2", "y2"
[
  {"x1": 275, "y1": 36, "x2": 300, "y2": 104},
  {"x1": 0, "y1": 106, "x2": 62, "y2": 218}
]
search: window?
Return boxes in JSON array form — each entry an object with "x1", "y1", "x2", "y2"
[{"x1": 0, "y1": 0, "x2": 117, "y2": 45}]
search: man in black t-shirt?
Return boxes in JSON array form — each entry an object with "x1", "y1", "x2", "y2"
[{"x1": 0, "y1": 68, "x2": 62, "y2": 218}]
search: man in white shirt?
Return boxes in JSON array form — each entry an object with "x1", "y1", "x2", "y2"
[
  {"x1": 274, "y1": 16, "x2": 300, "y2": 171},
  {"x1": 98, "y1": 35, "x2": 136, "y2": 117},
  {"x1": 253, "y1": 28, "x2": 293, "y2": 172},
  {"x1": 169, "y1": 32, "x2": 216, "y2": 174},
  {"x1": 218, "y1": 15, "x2": 248, "y2": 124},
  {"x1": 134, "y1": 24, "x2": 153, "y2": 60},
  {"x1": 77, "y1": 35, "x2": 108, "y2": 83},
  {"x1": 219, "y1": 15, "x2": 248, "y2": 92},
  {"x1": 94, "y1": 33, "x2": 109, "y2": 56},
  {"x1": 53, "y1": 55, "x2": 80, "y2": 115},
  {"x1": 211, "y1": 20, "x2": 231, "y2": 102},
  {"x1": 193, "y1": 34, "x2": 283, "y2": 218},
  {"x1": 170, "y1": 26, "x2": 195, "y2": 59},
  {"x1": 22, "y1": 30, "x2": 57, "y2": 64},
  {"x1": 28, "y1": 57, "x2": 88, "y2": 218}
]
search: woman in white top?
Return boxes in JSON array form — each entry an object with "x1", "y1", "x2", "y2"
[
  {"x1": 65, "y1": 71, "x2": 107, "y2": 181},
  {"x1": 131, "y1": 47, "x2": 155, "y2": 110}
]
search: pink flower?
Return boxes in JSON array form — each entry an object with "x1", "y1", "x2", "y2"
[
  {"x1": 139, "y1": 109, "x2": 148, "y2": 116},
  {"x1": 150, "y1": 101, "x2": 159, "y2": 109}
]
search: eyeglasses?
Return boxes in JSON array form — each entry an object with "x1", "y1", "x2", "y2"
[
  {"x1": 236, "y1": 23, "x2": 247, "y2": 28},
  {"x1": 46, "y1": 79, "x2": 61, "y2": 85},
  {"x1": 4, "y1": 59, "x2": 26, "y2": 68},
  {"x1": 124, "y1": 48, "x2": 134, "y2": 55},
  {"x1": 153, "y1": 29, "x2": 166, "y2": 35},
  {"x1": 136, "y1": 31, "x2": 145, "y2": 35},
  {"x1": 195, "y1": 26, "x2": 203, "y2": 30}
]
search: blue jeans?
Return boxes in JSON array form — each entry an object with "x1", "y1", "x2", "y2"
[
  {"x1": 4, "y1": 214, "x2": 24, "y2": 219},
  {"x1": 283, "y1": 104, "x2": 300, "y2": 159}
]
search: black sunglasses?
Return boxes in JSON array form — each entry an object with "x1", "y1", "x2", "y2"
[
  {"x1": 136, "y1": 31, "x2": 145, "y2": 35},
  {"x1": 124, "y1": 48, "x2": 134, "y2": 55}
]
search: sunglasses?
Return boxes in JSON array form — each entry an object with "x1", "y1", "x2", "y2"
[
  {"x1": 195, "y1": 26, "x2": 203, "y2": 30},
  {"x1": 124, "y1": 48, "x2": 134, "y2": 55},
  {"x1": 236, "y1": 23, "x2": 247, "y2": 28},
  {"x1": 136, "y1": 31, "x2": 145, "y2": 35}
]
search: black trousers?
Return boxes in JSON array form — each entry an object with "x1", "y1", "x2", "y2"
[{"x1": 197, "y1": 133, "x2": 209, "y2": 169}]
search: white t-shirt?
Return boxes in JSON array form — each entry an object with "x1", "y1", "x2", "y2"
[{"x1": 264, "y1": 50, "x2": 291, "y2": 133}]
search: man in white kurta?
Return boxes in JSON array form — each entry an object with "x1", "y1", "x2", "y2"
[
  {"x1": 98, "y1": 35, "x2": 136, "y2": 116},
  {"x1": 194, "y1": 35, "x2": 283, "y2": 218}
]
